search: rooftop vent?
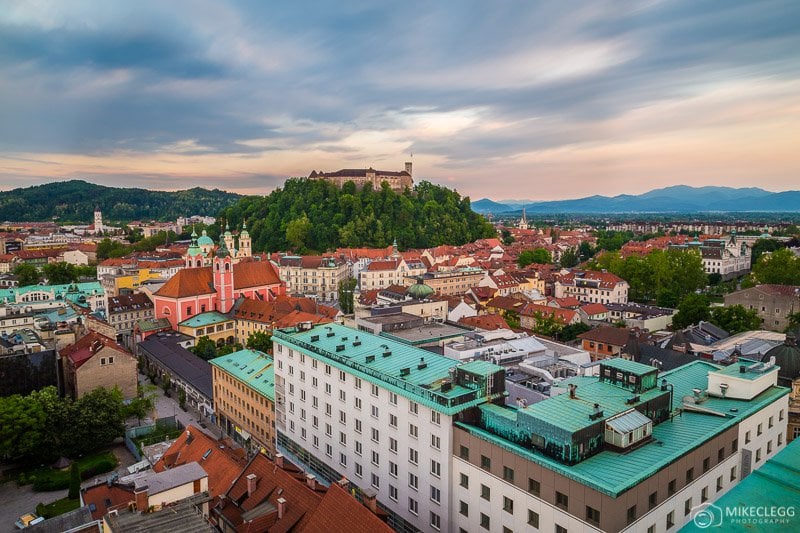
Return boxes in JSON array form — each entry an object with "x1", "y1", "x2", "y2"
[
  {"x1": 625, "y1": 395, "x2": 640, "y2": 405},
  {"x1": 441, "y1": 380, "x2": 452, "y2": 393},
  {"x1": 365, "y1": 355, "x2": 375, "y2": 363},
  {"x1": 353, "y1": 340, "x2": 361, "y2": 347},
  {"x1": 400, "y1": 367, "x2": 411, "y2": 377},
  {"x1": 335, "y1": 344, "x2": 345, "y2": 352},
  {"x1": 326, "y1": 331, "x2": 335, "y2": 338},
  {"x1": 418, "y1": 357, "x2": 427, "y2": 370},
  {"x1": 589, "y1": 403, "x2": 604, "y2": 421},
  {"x1": 310, "y1": 335, "x2": 319, "y2": 342},
  {"x1": 382, "y1": 349, "x2": 392, "y2": 357}
]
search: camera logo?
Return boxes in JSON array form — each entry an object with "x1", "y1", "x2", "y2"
[{"x1": 692, "y1": 503, "x2": 723, "y2": 528}]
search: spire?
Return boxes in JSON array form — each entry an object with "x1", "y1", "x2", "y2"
[
  {"x1": 191, "y1": 224, "x2": 198, "y2": 239},
  {"x1": 392, "y1": 237, "x2": 399, "y2": 257},
  {"x1": 216, "y1": 237, "x2": 231, "y2": 258}
]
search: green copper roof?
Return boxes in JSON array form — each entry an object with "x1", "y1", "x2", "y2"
[
  {"x1": 680, "y1": 437, "x2": 800, "y2": 532},
  {"x1": 459, "y1": 359, "x2": 506, "y2": 377},
  {"x1": 601, "y1": 357, "x2": 659, "y2": 376},
  {"x1": 0, "y1": 281, "x2": 104, "y2": 304},
  {"x1": 273, "y1": 323, "x2": 504, "y2": 415},
  {"x1": 210, "y1": 349, "x2": 275, "y2": 401},
  {"x1": 197, "y1": 229, "x2": 214, "y2": 246},
  {"x1": 457, "y1": 360, "x2": 789, "y2": 497},
  {"x1": 712, "y1": 357, "x2": 779, "y2": 381},
  {"x1": 178, "y1": 311, "x2": 231, "y2": 328}
]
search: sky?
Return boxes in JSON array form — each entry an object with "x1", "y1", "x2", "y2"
[{"x1": 1, "y1": 0, "x2": 799, "y2": 201}]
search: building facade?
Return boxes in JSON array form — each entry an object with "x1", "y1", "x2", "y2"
[
  {"x1": 60, "y1": 331, "x2": 138, "y2": 400},
  {"x1": 555, "y1": 270, "x2": 630, "y2": 305},
  {"x1": 277, "y1": 255, "x2": 350, "y2": 301},
  {"x1": 107, "y1": 293, "x2": 154, "y2": 348},
  {"x1": 723, "y1": 284, "x2": 800, "y2": 332},
  {"x1": 409, "y1": 267, "x2": 486, "y2": 296},
  {"x1": 308, "y1": 163, "x2": 413, "y2": 192}
]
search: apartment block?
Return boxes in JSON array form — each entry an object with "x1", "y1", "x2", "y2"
[{"x1": 272, "y1": 323, "x2": 505, "y2": 533}]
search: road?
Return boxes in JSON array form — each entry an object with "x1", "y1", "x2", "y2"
[{"x1": 139, "y1": 373, "x2": 220, "y2": 439}]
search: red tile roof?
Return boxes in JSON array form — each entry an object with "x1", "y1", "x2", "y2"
[
  {"x1": 60, "y1": 331, "x2": 132, "y2": 369},
  {"x1": 580, "y1": 303, "x2": 609, "y2": 316},
  {"x1": 578, "y1": 325, "x2": 633, "y2": 346},
  {"x1": 302, "y1": 483, "x2": 392, "y2": 533},
  {"x1": 458, "y1": 314, "x2": 510, "y2": 331},
  {"x1": 559, "y1": 269, "x2": 626, "y2": 289},
  {"x1": 153, "y1": 425, "x2": 247, "y2": 497},
  {"x1": 273, "y1": 310, "x2": 333, "y2": 328},
  {"x1": 365, "y1": 259, "x2": 402, "y2": 271},
  {"x1": 155, "y1": 261, "x2": 282, "y2": 298},
  {"x1": 520, "y1": 303, "x2": 578, "y2": 324},
  {"x1": 82, "y1": 483, "x2": 135, "y2": 520}
]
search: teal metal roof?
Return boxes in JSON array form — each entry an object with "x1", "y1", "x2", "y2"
[
  {"x1": 680, "y1": 437, "x2": 800, "y2": 532},
  {"x1": 273, "y1": 323, "x2": 503, "y2": 415},
  {"x1": 0, "y1": 281, "x2": 104, "y2": 304},
  {"x1": 457, "y1": 360, "x2": 789, "y2": 497},
  {"x1": 459, "y1": 360, "x2": 504, "y2": 377},
  {"x1": 601, "y1": 357, "x2": 658, "y2": 376},
  {"x1": 210, "y1": 349, "x2": 275, "y2": 401},
  {"x1": 522, "y1": 376, "x2": 665, "y2": 433},
  {"x1": 711, "y1": 357, "x2": 779, "y2": 381},
  {"x1": 178, "y1": 311, "x2": 231, "y2": 328}
]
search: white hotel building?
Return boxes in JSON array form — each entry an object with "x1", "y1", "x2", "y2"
[{"x1": 272, "y1": 322, "x2": 505, "y2": 533}]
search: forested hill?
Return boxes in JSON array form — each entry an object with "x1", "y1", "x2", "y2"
[
  {"x1": 219, "y1": 179, "x2": 496, "y2": 253},
  {"x1": 0, "y1": 180, "x2": 242, "y2": 222}
]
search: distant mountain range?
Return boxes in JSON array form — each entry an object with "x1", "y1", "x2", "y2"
[
  {"x1": 472, "y1": 186, "x2": 800, "y2": 214},
  {"x1": 0, "y1": 180, "x2": 242, "y2": 222}
]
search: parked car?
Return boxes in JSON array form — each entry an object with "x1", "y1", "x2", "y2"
[{"x1": 15, "y1": 514, "x2": 44, "y2": 529}]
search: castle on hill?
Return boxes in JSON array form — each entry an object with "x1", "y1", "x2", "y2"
[{"x1": 307, "y1": 162, "x2": 413, "y2": 192}]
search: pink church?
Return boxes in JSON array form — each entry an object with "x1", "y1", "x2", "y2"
[{"x1": 152, "y1": 233, "x2": 284, "y2": 329}]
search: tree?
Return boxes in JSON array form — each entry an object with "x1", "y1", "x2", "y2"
[
  {"x1": 560, "y1": 248, "x2": 579, "y2": 268},
  {"x1": 338, "y1": 277, "x2": 357, "y2": 314},
  {"x1": 787, "y1": 311, "x2": 800, "y2": 333},
  {"x1": 518, "y1": 248, "x2": 552, "y2": 267},
  {"x1": 124, "y1": 384, "x2": 157, "y2": 424},
  {"x1": 13, "y1": 263, "x2": 40, "y2": 286},
  {"x1": 178, "y1": 389, "x2": 186, "y2": 411},
  {"x1": 752, "y1": 248, "x2": 800, "y2": 285},
  {"x1": 162, "y1": 373, "x2": 172, "y2": 397},
  {"x1": 191, "y1": 336, "x2": 218, "y2": 360},
  {"x1": 708, "y1": 272, "x2": 722, "y2": 286},
  {"x1": 285, "y1": 214, "x2": 313, "y2": 252},
  {"x1": 578, "y1": 241, "x2": 595, "y2": 261},
  {"x1": 68, "y1": 463, "x2": 80, "y2": 500},
  {"x1": 672, "y1": 293, "x2": 711, "y2": 329},
  {"x1": 41, "y1": 262, "x2": 78, "y2": 284},
  {"x1": 96, "y1": 238, "x2": 132, "y2": 260},
  {"x1": 217, "y1": 343, "x2": 242, "y2": 356},
  {"x1": 560, "y1": 322, "x2": 591, "y2": 342},
  {"x1": 529, "y1": 310, "x2": 563, "y2": 338},
  {"x1": 750, "y1": 238, "x2": 784, "y2": 266},
  {"x1": 710, "y1": 305, "x2": 762, "y2": 334},
  {"x1": 246, "y1": 331, "x2": 273, "y2": 353},
  {"x1": 501, "y1": 229, "x2": 515, "y2": 246}
]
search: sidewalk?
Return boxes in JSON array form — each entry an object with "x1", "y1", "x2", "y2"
[{"x1": 139, "y1": 374, "x2": 220, "y2": 439}]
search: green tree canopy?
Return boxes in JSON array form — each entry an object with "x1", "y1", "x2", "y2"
[
  {"x1": 752, "y1": 248, "x2": 800, "y2": 285},
  {"x1": 672, "y1": 293, "x2": 711, "y2": 330},
  {"x1": 338, "y1": 277, "x2": 357, "y2": 314},
  {"x1": 710, "y1": 305, "x2": 762, "y2": 334},
  {"x1": 191, "y1": 336, "x2": 218, "y2": 360},
  {"x1": 246, "y1": 331, "x2": 273, "y2": 353},
  {"x1": 518, "y1": 248, "x2": 552, "y2": 267},
  {"x1": 41, "y1": 262, "x2": 79, "y2": 284},
  {"x1": 13, "y1": 263, "x2": 41, "y2": 286},
  {"x1": 560, "y1": 248, "x2": 579, "y2": 268}
]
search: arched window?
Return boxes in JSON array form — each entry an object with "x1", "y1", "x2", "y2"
[
  {"x1": 163, "y1": 307, "x2": 171, "y2": 315},
  {"x1": 225, "y1": 263, "x2": 231, "y2": 271}
]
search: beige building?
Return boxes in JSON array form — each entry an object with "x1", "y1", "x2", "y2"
[
  {"x1": 555, "y1": 269, "x2": 630, "y2": 305},
  {"x1": 177, "y1": 311, "x2": 236, "y2": 347},
  {"x1": 724, "y1": 284, "x2": 800, "y2": 331},
  {"x1": 60, "y1": 331, "x2": 138, "y2": 399},
  {"x1": 408, "y1": 267, "x2": 485, "y2": 296},
  {"x1": 308, "y1": 162, "x2": 413, "y2": 192},
  {"x1": 107, "y1": 292, "x2": 154, "y2": 348},
  {"x1": 210, "y1": 348, "x2": 276, "y2": 457},
  {"x1": 359, "y1": 257, "x2": 426, "y2": 291},
  {"x1": 277, "y1": 255, "x2": 350, "y2": 301}
]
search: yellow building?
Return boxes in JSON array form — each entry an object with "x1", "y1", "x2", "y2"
[
  {"x1": 177, "y1": 311, "x2": 236, "y2": 347},
  {"x1": 210, "y1": 349, "x2": 276, "y2": 457}
]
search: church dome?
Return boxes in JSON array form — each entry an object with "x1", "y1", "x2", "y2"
[
  {"x1": 197, "y1": 229, "x2": 214, "y2": 246},
  {"x1": 762, "y1": 333, "x2": 800, "y2": 386},
  {"x1": 407, "y1": 277, "x2": 434, "y2": 300}
]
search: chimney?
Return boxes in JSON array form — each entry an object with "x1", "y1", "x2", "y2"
[
  {"x1": 134, "y1": 486, "x2": 148, "y2": 511},
  {"x1": 568, "y1": 383, "x2": 577, "y2": 399},
  {"x1": 306, "y1": 474, "x2": 317, "y2": 491},
  {"x1": 362, "y1": 487, "x2": 379, "y2": 514},
  {"x1": 275, "y1": 453, "x2": 285, "y2": 469},
  {"x1": 277, "y1": 497, "x2": 287, "y2": 519},
  {"x1": 336, "y1": 477, "x2": 350, "y2": 490},
  {"x1": 246, "y1": 473, "x2": 257, "y2": 497}
]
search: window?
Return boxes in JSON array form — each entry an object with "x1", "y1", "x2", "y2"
[
  {"x1": 339, "y1": 432, "x2": 346, "y2": 446},
  {"x1": 459, "y1": 473, "x2": 469, "y2": 488},
  {"x1": 389, "y1": 461, "x2": 397, "y2": 477},
  {"x1": 769, "y1": 416, "x2": 774, "y2": 429},
  {"x1": 313, "y1": 435, "x2": 319, "y2": 448},
  {"x1": 732, "y1": 438, "x2": 738, "y2": 452},
  {"x1": 756, "y1": 448, "x2": 762, "y2": 462},
  {"x1": 649, "y1": 491, "x2": 657, "y2": 510},
  {"x1": 339, "y1": 370, "x2": 346, "y2": 382},
  {"x1": 409, "y1": 448, "x2": 418, "y2": 464},
  {"x1": 389, "y1": 485, "x2": 398, "y2": 501},
  {"x1": 459, "y1": 445, "x2": 469, "y2": 460},
  {"x1": 430, "y1": 511, "x2": 441, "y2": 531},
  {"x1": 431, "y1": 411, "x2": 441, "y2": 425},
  {"x1": 586, "y1": 506, "x2": 600, "y2": 525},
  {"x1": 480, "y1": 513, "x2": 490, "y2": 530},
  {"x1": 325, "y1": 423, "x2": 332, "y2": 437},
  {"x1": 730, "y1": 466, "x2": 737, "y2": 481},
  {"x1": 648, "y1": 526, "x2": 655, "y2": 533},
  {"x1": 528, "y1": 478, "x2": 540, "y2": 496},
  {"x1": 768, "y1": 440, "x2": 773, "y2": 454},
  {"x1": 354, "y1": 397, "x2": 362, "y2": 410},
  {"x1": 528, "y1": 510, "x2": 539, "y2": 528},
  {"x1": 779, "y1": 433, "x2": 784, "y2": 446},
  {"x1": 745, "y1": 431, "x2": 751, "y2": 444},
  {"x1": 757, "y1": 423, "x2": 762, "y2": 436},
  {"x1": 325, "y1": 444, "x2": 332, "y2": 457},
  {"x1": 716, "y1": 475, "x2": 723, "y2": 492},
  {"x1": 339, "y1": 390, "x2": 346, "y2": 402},
  {"x1": 459, "y1": 500, "x2": 469, "y2": 517},
  {"x1": 430, "y1": 485, "x2": 441, "y2": 504},
  {"x1": 685, "y1": 498, "x2": 692, "y2": 516},
  {"x1": 312, "y1": 377, "x2": 318, "y2": 388},
  {"x1": 667, "y1": 510, "x2": 675, "y2": 529},
  {"x1": 503, "y1": 496, "x2": 514, "y2": 514},
  {"x1": 371, "y1": 450, "x2": 379, "y2": 466},
  {"x1": 355, "y1": 441, "x2": 362, "y2": 456},
  {"x1": 325, "y1": 364, "x2": 331, "y2": 375},
  {"x1": 409, "y1": 497, "x2": 418, "y2": 515},
  {"x1": 371, "y1": 405, "x2": 379, "y2": 418},
  {"x1": 555, "y1": 525, "x2": 567, "y2": 533},
  {"x1": 409, "y1": 423, "x2": 418, "y2": 438},
  {"x1": 324, "y1": 383, "x2": 331, "y2": 395},
  {"x1": 431, "y1": 459, "x2": 441, "y2": 477},
  {"x1": 371, "y1": 383, "x2": 379, "y2": 397},
  {"x1": 389, "y1": 414, "x2": 398, "y2": 428},
  {"x1": 409, "y1": 473, "x2": 418, "y2": 490},
  {"x1": 354, "y1": 419, "x2": 362, "y2": 433},
  {"x1": 339, "y1": 453, "x2": 347, "y2": 466},
  {"x1": 503, "y1": 466, "x2": 514, "y2": 482},
  {"x1": 481, "y1": 455, "x2": 491, "y2": 470},
  {"x1": 480, "y1": 484, "x2": 490, "y2": 500},
  {"x1": 371, "y1": 427, "x2": 380, "y2": 443},
  {"x1": 701, "y1": 486, "x2": 708, "y2": 503},
  {"x1": 627, "y1": 505, "x2": 637, "y2": 525},
  {"x1": 390, "y1": 437, "x2": 398, "y2": 453},
  {"x1": 355, "y1": 463, "x2": 362, "y2": 477},
  {"x1": 556, "y1": 491, "x2": 568, "y2": 510},
  {"x1": 431, "y1": 434, "x2": 440, "y2": 450},
  {"x1": 686, "y1": 467, "x2": 694, "y2": 483},
  {"x1": 780, "y1": 409, "x2": 785, "y2": 421},
  {"x1": 371, "y1": 473, "x2": 380, "y2": 488},
  {"x1": 718, "y1": 447, "x2": 725, "y2": 463},
  {"x1": 668, "y1": 479, "x2": 676, "y2": 496},
  {"x1": 389, "y1": 392, "x2": 398, "y2": 405},
  {"x1": 339, "y1": 411, "x2": 346, "y2": 424},
  {"x1": 409, "y1": 401, "x2": 418, "y2": 414}
]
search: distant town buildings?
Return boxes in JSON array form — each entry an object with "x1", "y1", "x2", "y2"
[{"x1": 724, "y1": 284, "x2": 800, "y2": 332}]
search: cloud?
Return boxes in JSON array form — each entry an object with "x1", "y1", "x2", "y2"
[{"x1": 0, "y1": 0, "x2": 798, "y2": 199}]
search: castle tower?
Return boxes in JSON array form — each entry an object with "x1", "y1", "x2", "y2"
[
  {"x1": 184, "y1": 227, "x2": 204, "y2": 268},
  {"x1": 94, "y1": 207, "x2": 103, "y2": 234},
  {"x1": 214, "y1": 239, "x2": 235, "y2": 313},
  {"x1": 238, "y1": 220, "x2": 252, "y2": 258},
  {"x1": 405, "y1": 161, "x2": 412, "y2": 176}
]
